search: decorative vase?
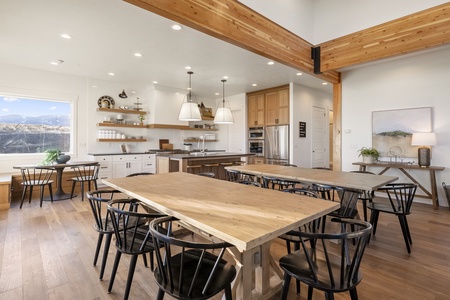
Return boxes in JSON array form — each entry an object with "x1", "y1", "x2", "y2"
[
  {"x1": 56, "y1": 154, "x2": 71, "y2": 164},
  {"x1": 362, "y1": 155, "x2": 374, "y2": 164}
]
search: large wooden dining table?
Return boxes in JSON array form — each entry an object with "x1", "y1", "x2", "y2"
[
  {"x1": 103, "y1": 172, "x2": 340, "y2": 300},
  {"x1": 225, "y1": 164, "x2": 399, "y2": 192}
]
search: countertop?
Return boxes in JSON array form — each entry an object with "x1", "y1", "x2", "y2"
[{"x1": 158, "y1": 152, "x2": 254, "y2": 160}]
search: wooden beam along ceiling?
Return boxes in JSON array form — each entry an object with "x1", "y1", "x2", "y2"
[
  {"x1": 317, "y1": 2, "x2": 450, "y2": 72},
  {"x1": 124, "y1": 0, "x2": 340, "y2": 84}
]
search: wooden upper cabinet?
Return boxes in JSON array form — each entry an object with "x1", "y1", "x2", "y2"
[
  {"x1": 265, "y1": 88, "x2": 289, "y2": 125},
  {"x1": 247, "y1": 94, "x2": 265, "y2": 127}
]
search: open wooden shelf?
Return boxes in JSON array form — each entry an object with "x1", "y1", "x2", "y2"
[
  {"x1": 97, "y1": 123, "x2": 147, "y2": 128},
  {"x1": 97, "y1": 108, "x2": 146, "y2": 115},
  {"x1": 183, "y1": 139, "x2": 218, "y2": 142},
  {"x1": 97, "y1": 138, "x2": 147, "y2": 142}
]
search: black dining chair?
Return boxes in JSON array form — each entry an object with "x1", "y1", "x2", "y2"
[
  {"x1": 150, "y1": 215, "x2": 237, "y2": 300},
  {"x1": 19, "y1": 166, "x2": 55, "y2": 208},
  {"x1": 107, "y1": 198, "x2": 166, "y2": 300},
  {"x1": 278, "y1": 187, "x2": 321, "y2": 295},
  {"x1": 87, "y1": 189, "x2": 141, "y2": 281},
  {"x1": 351, "y1": 170, "x2": 376, "y2": 221},
  {"x1": 70, "y1": 163, "x2": 100, "y2": 201},
  {"x1": 368, "y1": 183, "x2": 417, "y2": 253},
  {"x1": 279, "y1": 218, "x2": 372, "y2": 300},
  {"x1": 320, "y1": 187, "x2": 362, "y2": 233},
  {"x1": 197, "y1": 172, "x2": 216, "y2": 178}
]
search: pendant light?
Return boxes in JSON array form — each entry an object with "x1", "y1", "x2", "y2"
[
  {"x1": 178, "y1": 71, "x2": 202, "y2": 121},
  {"x1": 214, "y1": 79, "x2": 234, "y2": 124}
]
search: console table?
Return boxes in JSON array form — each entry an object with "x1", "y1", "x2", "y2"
[{"x1": 353, "y1": 162, "x2": 445, "y2": 209}]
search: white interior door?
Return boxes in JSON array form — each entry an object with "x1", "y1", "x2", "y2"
[{"x1": 312, "y1": 106, "x2": 328, "y2": 168}]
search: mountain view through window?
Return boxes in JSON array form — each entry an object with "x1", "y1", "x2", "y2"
[{"x1": 0, "y1": 95, "x2": 71, "y2": 154}]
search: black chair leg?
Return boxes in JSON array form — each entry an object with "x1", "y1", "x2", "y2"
[
  {"x1": 149, "y1": 251, "x2": 154, "y2": 271},
  {"x1": 280, "y1": 272, "x2": 291, "y2": 300},
  {"x1": 398, "y1": 215, "x2": 411, "y2": 253},
  {"x1": 308, "y1": 286, "x2": 313, "y2": 300},
  {"x1": 39, "y1": 186, "x2": 44, "y2": 207},
  {"x1": 350, "y1": 287, "x2": 359, "y2": 300},
  {"x1": 20, "y1": 186, "x2": 28, "y2": 209},
  {"x1": 224, "y1": 285, "x2": 233, "y2": 300},
  {"x1": 108, "y1": 250, "x2": 122, "y2": 293},
  {"x1": 48, "y1": 183, "x2": 53, "y2": 202},
  {"x1": 362, "y1": 200, "x2": 368, "y2": 221},
  {"x1": 403, "y1": 216, "x2": 413, "y2": 244},
  {"x1": 325, "y1": 291, "x2": 335, "y2": 300},
  {"x1": 123, "y1": 255, "x2": 138, "y2": 300},
  {"x1": 80, "y1": 182, "x2": 85, "y2": 201},
  {"x1": 93, "y1": 234, "x2": 103, "y2": 266},
  {"x1": 156, "y1": 289, "x2": 165, "y2": 300},
  {"x1": 70, "y1": 181, "x2": 76, "y2": 199},
  {"x1": 28, "y1": 186, "x2": 33, "y2": 203},
  {"x1": 142, "y1": 253, "x2": 148, "y2": 267},
  {"x1": 99, "y1": 234, "x2": 112, "y2": 280}
]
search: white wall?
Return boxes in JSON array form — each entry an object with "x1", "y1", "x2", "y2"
[
  {"x1": 313, "y1": 0, "x2": 448, "y2": 44},
  {"x1": 291, "y1": 83, "x2": 333, "y2": 167},
  {"x1": 341, "y1": 46, "x2": 450, "y2": 206},
  {"x1": 238, "y1": 0, "x2": 315, "y2": 43}
]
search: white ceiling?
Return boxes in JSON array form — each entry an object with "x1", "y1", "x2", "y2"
[{"x1": 0, "y1": 0, "x2": 332, "y2": 98}]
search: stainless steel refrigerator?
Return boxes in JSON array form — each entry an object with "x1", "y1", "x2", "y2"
[{"x1": 265, "y1": 125, "x2": 289, "y2": 165}]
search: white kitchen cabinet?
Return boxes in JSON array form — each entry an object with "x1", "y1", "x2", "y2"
[
  {"x1": 113, "y1": 155, "x2": 142, "y2": 178},
  {"x1": 142, "y1": 154, "x2": 156, "y2": 174},
  {"x1": 90, "y1": 155, "x2": 113, "y2": 184}
]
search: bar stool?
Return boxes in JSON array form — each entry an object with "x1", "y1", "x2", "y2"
[
  {"x1": 218, "y1": 162, "x2": 234, "y2": 180},
  {"x1": 203, "y1": 163, "x2": 219, "y2": 177},
  {"x1": 186, "y1": 164, "x2": 202, "y2": 174}
]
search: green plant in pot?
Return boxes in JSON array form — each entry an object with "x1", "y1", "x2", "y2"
[
  {"x1": 42, "y1": 149, "x2": 71, "y2": 165},
  {"x1": 358, "y1": 147, "x2": 380, "y2": 163}
]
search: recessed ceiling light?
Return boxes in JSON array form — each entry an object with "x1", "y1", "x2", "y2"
[
  {"x1": 172, "y1": 24, "x2": 183, "y2": 30},
  {"x1": 134, "y1": 52, "x2": 142, "y2": 57},
  {"x1": 108, "y1": 72, "x2": 115, "y2": 76},
  {"x1": 322, "y1": 82, "x2": 328, "y2": 85},
  {"x1": 92, "y1": 85, "x2": 97, "y2": 88},
  {"x1": 267, "y1": 61, "x2": 275, "y2": 65},
  {"x1": 152, "y1": 81, "x2": 158, "y2": 84},
  {"x1": 60, "y1": 33, "x2": 72, "y2": 39},
  {"x1": 252, "y1": 83, "x2": 258, "y2": 87},
  {"x1": 296, "y1": 72, "x2": 303, "y2": 76},
  {"x1": 50, "y1": 59, "x2": 64, "y2": 65},
  {"x1": 215, "y1": 92, "x2": 219, "y2": 96},
  {"x1": 185, "y1": 66, "x2": 192, "y2": 70},
  {"x1": 223, "y1": 76, "x2": 229, "y2": 79},
  {"x1": 131, "y1": 91, "x2": 136, "y2": 94}
]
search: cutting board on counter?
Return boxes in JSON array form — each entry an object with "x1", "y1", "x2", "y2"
[{"x1": 159, "y1": 139, "x2": 173, "y2": 150}]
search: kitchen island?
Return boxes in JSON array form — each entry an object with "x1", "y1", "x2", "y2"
[{"x1": 156, "y1": 152, "x2": 254, "y2": 179}]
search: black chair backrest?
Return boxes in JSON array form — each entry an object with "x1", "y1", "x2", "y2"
[
  {"x1": 237, "y1": 180, "x2": 261, "y2": 187},
  {"x1": 71, "y1": 163, "x2": 99, "y2": 180},
  {"x1": 311, "y1": 183, "x2": 335, "y2": 201},
  {"x1": 287, "y1": 218, "x2": 372, "y2": 291},
  {"x1": 126, "y1": 172, "x2": 153, "y2": 177},
  {"x1": 197, "y1": 172, "x2": 215, "y2": 178},
  {"x1": 108, "y1": 199, "x2": 165, "y2": 255},
  {"x1": 150, "y1": 216, "x2": 236, "y2": 299},
  {"x1": 334, "y1": 187, "x2": 362, "y2": 218},
  {"x1": 282, "y1": 187, "x2": 319, "y2": 198},
  {"x1": 377, "y1": 183, "x2": 417, "y2": 214},
  {"x1": 87, "y1": 190, "x2": 123, "y2": 234},
  {"x1": 21, "y1": 166, "x2": 54, "y2": 185}
]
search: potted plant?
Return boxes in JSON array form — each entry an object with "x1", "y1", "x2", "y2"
[
  {"x1": 137, "y1": 114, "x2": 145, "y2": 125},
  {"x1": 358, "y1": 147, "x2": 380, "y2": 163},
  {"x1": 41, "y1": 149, "x2": 71, "y2": 165}
]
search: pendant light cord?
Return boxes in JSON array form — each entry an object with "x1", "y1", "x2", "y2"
[{"x1": 221, "y1": 79, "x2": 226, "y2": 107}]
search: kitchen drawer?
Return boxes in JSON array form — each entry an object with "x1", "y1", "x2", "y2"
[
  {"x1": 93, "y1": 155, "x2": 113, "y2": 162},
  {"x1": 113, "y1": 155, "x2": 142, "y2": 162}
]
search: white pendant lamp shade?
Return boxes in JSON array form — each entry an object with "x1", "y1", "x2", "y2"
[
  {"x1": 214, "y1": 79, "x2": 234, "y2": 124},
  {"x1": 178, "y1": 102, "x2": 201, "y2": 121},
  {"x1": 178, "y1": 71, "x2": 202, "y2": 121}
]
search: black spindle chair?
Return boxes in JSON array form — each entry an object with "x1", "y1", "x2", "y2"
[{"x1": 150, "y1": 216, "x2": 237, "y2": 300}]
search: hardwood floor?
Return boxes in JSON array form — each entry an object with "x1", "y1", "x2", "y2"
[{"x1": 0, "y1": 194, "x2": 449, "y2": 299}]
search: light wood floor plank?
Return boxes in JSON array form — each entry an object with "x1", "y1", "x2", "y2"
[{"x1": 0, "y1": 191, "x2": 448, "y2": 299}]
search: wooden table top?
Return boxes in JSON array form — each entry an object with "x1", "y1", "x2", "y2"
[
  {"x1": 103, "y1": 172, "x2": 339, "y2": 251},
  {"x1": 226, "y1": 164, "x2": 398, "y2": 191},
  {"x1": 13, "y1": 161, "x2": 98, "y2": 169},
  {"x1": 353, "y1": 162, "x2": 445, "y2": 171}
]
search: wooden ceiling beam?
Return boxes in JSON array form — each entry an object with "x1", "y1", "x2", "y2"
[
  {"x1": 317, "y1": 3, "x2": 450, "y2": 72},
  {"x1": 124, "y1": 0, "x2": 340, "y2": 84}
]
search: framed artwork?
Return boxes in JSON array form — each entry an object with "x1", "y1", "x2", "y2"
[
  {"x1": 299, "y1": 121, "x2": 306, "y2": 138},
  {"x1": 372, "y1": 107, "x2": 432, "y2": 159}
]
